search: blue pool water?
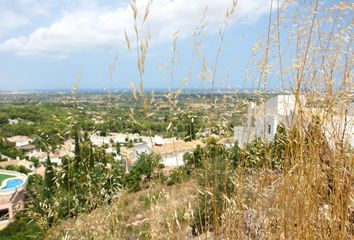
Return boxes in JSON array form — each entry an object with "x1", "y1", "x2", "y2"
[{"x1": 2, "y1": 179, "x2": 24, "y2": 190}]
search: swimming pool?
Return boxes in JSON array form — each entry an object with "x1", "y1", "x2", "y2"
[{"x1": 1, "y1": 179, "x2": 24, "y2": 190}]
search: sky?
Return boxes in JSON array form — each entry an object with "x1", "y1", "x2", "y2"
[{"x1": 0, "y1": 0, "x2": 275, "y2": 91}]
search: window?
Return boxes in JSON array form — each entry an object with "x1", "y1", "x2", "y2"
[{"x1": 268, "y1": 124, "x2": 271, "y2": 134}]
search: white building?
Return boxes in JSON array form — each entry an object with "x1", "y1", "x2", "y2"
[
  {"x1": 234, "y1": 95, "x2": 354, "y2": 148},
  {"x1": 308, "y1": 101, "x2": 354, "y2": 148},
  {"x1": 153, "y1": 140, "x2": 204, "y2": 168},
  {"x1": 252, "y1": 95, "x2": 306, "y2": 142},
  {"x1": 122, "y1": 140, "x2": 203, "y2": 170},
  {"x1": 234, "y1": 95, "x2": 305, "y2": 145},
  {"x1": 7, "y1": 136, "x2": 33, "y2": 147},
  {"x1": 8, "y1": 119, "x2": 19, "y2": 125}
]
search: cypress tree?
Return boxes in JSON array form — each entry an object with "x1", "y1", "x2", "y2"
[
  {"x1": 230, "y1": 142, "x2": 242, "y2": 168},
  {"x1": 44, "y1": 153, "x2": 55, "y2": 198},
  {"x1": 83, "y1": 131, "x2": 89, "y2": 142},
  {"x1": 74, "y1": 127, "x2": 81, "y2": 171},
  {"x1": 186, "y1": 116, "x2": 196, "y2": 141},
  {"x1": 89, "y1": 143, "x2": 95, "y2": 168},
  {"x1": 116, "y1": 143, "x2": 121, "y2": 155},
  {"x1": 61, "y1": 156, "x2": 69, "y2": 190},
  {"x1": 271, "y1": 124, "x2": 288, "y2": 169},
  {"x1": 102, "y1": 152, "x2": 107, "y2": 166},
  {"x1": 191, "y1": 117, "x2": 196, "y2": 140},
  {"x1": 127, "y1": 140, "x2": 133, "y2": 148}
]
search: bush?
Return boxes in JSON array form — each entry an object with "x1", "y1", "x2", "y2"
[
  {"x1": 191, "y1": 141, "x2": 234, "y2": 235},
  {"x1": 0, "y1": 217, "x2": 44, "y2": 240},
  {"x1": 244, "y1": 138, "x2": 267, "y2": 168},
  {"x1": 165, "y1": 167, "x2": 188, "y2": 186},
  {"x1": 125, "y1": 153, "x2": 161, "y2": 192}
]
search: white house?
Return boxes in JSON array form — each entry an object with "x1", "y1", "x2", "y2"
[
  {"x1": 234, "y1": 95, "x2": 354, "y2": 148},
  {"x1": 7, "y1": 136, "x2": 33, "y2": 147},
  {"x1": 29, "y1": 151, "x2": 47, "y2": 163},
  {"x1": 8, "y1": 119, "x2": 19, "y2": 125},
  {"x1": 153, "y1": 140, "x2": 204, "y2": 168},
  {"x1": 128, "y1": 143, "x2": 153, "y2": 162},
  {"x1": 306, "y1": 101, "x2": 354, "y2": 148},
  {"x1": 48, "y1": 154, "x2": 62, "y2": 165},
  {"x1": 234, "y1": 95, "x2": 305, "y2": 145},
  {"x1": 252, "y1": 95, "x2": 306, "y2": 142},
  {"x1": 122, "y1": 140, "x2": 203, "y2": 170},
  {"x1": 121, "y1": 143, "x2": 153, "y2": 172}
]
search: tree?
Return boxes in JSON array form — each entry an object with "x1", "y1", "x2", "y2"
[
  {"x1": 127, "y1": 140, "x2": 133, "y2": 148},
  {"x1": 83, "y1": 131, "x2": 90, "y2": 142},
  {"x1": 30, "y1": 156, "x2": 39, "y2": 167},
  {"x1": 0, "y1": 217, "x2": 43, "y2": 240},
  {"x1": 184, "y1": 145, "x2": 203, "y2": 169},
  {"x1": 102, "y1": 153, "x2": 107, "y2": 166},
  {"x1": 190, "y1": 117, "x2": 196, "y2": 140},
  {"x1": 271, "y1": 123, "x2": 288, "y2": 169},
  {"x1": 191, "y1": 143, "x2": 234, "y2": 235},
  {"x1": 185, "y1": 116, "x2": 196, "y2": 141},
  {"x1": 230, "y1": 142, "x2": 242, "y2": 168},
  {"x1": 0, "y1": 113, "x2": 8, "y2": 125},
  {"x1": 73, "y1": 127, "x2": 81, "y2": 171},
  {"x1": 126, "y1": 153, "x2": 161, "y2": 192},
  {"x1": 61, "y1": 156, "x2": 69, "y2": 190},
  {"x1": 44, "y1": 154, "x2": 55, "y2": 198},
  {"x1": 89, "y1": 143, "x2": 95, "y2": 168},
  {"x1": 116, "y1": 143, "x2": 121, "y2": 155},
  {"x1": 245, "y1": 137, "x2": 267, "y2": 168}
]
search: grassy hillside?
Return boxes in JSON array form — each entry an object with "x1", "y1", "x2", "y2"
[{"x1": 47, "y1": 180, "x2": 197, "y2": 239}]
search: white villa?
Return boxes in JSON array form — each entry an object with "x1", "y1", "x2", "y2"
[
  {"x1": 153, "y1": 140, "x2": 204, "y2": 168},
  {"x1": 234, "y1": 94, "x2": 354, "y2": 148},
  {"x1": 234, "y1": 95, "x2": 304, "y2": 146},
  {"x1": 122, "y1": 139, "x2": 203, "y2": 170},
  {"x1": 7, "y1": 136, "x2": 33, "y2": 148},
  {"x1": 90, "y1": 133, "x2": 142, "y2": 146}
]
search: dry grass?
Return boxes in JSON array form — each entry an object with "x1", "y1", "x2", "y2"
[{"x1": 46, "y1": 180, "x2": 196, "y2": 239}]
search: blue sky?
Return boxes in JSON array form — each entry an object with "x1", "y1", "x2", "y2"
[{"x1": 0, "y1": 0, "x2": 275, "y2": 91}]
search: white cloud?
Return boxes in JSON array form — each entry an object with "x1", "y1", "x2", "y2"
[
  {"x1": 0, "y1": 9, "x2": 29, "y2": 31},
  {"x1": 0, "y1": 0, "x2": 274, "y2": 56},
  {"x1": 0, "y1": 0, "x2": 57, "y2": 37}
]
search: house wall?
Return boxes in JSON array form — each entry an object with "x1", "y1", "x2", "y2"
[
  {"x1": 234, "y1": 126, "x2": 255, "y2": 147},
  {"x1": 15, "y1": 140, "x2": 30, "y2": 147},
  {"x1": 323, "y1": 115, "x2": 354, "y2": 148},
  {"x1": 254, "y1": 116, "x2": 276, "y2": 141},
  {"x1": 249, "y1": 95, "x2": 303, "y2": 142},
  {"x1": 131, "y1": 144, "x2": 152, "y2": 162},
  {"x1": 161, "y1": 152, "x2": 185, "y2": 167}
]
